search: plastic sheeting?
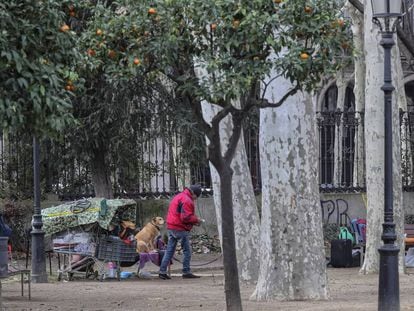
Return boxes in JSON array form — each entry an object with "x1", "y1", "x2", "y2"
[{"x1": 41, "y1": 198, "x2": 136, "y2": 236}]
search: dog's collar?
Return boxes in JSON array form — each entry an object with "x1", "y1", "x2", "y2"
[{"x1": 151, "y1": 222, "x2": 161, "y2": 231}]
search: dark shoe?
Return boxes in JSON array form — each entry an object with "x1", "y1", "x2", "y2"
[
  {"x1": 159, "y1": 273, "x2": 171, "y2": 280},
  {"x1": 182, "y1": 273, "x2": 200, "y2": 279}
]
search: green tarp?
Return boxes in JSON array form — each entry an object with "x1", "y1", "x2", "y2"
[{"x1": 41, "y1": 198, "x2": 136, "y2": 236}]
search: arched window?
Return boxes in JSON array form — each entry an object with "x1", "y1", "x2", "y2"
[
  {"x1": 341, "y1": 85, "x2": 356, "y2": 187},
  {"x1": 318, "y1": 82, "x2": 362, "y2": 191},
  {"x1": 318, "y1": 84, "x2": 338, "y2": 187}
]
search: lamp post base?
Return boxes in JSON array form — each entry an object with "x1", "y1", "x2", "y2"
[
  {"x1": 30, "y1": 226, "x2": 48, "y2": 283},
  {"x1": 378, "y1": 244, "x2": 399, "y2": 311}
]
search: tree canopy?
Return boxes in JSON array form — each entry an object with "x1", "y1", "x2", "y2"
[
  {"x1": 0, "y1": 0, "x2": 353, "y2": 308},
  {"x1": 0, "y1": 0, "x2": 80, "y2": 137}
]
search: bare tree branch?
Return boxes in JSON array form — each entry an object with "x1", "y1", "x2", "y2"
[{"x1": 252, "y1": 83, "x2": 301, "y2": 109}]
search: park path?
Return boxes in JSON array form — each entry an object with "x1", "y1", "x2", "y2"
[{"x1": 2, "y1": 254, "x2": 414, "y2": 311}]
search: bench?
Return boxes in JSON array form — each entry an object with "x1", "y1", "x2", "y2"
[
  {"x1": 0, "y1": 263, "x2": 31, "y2": 308},
  {"x1": 1, "y1": 268, "x2": 31, "y2": 299}
]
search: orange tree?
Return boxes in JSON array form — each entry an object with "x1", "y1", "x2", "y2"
[
  {"x1": 126, "y1": 0, "x2": 352, "y2": 309},
  {"x1": 9, "y1": 0, "x2": 349, "y2": 307},
  {"x1": 59, "y1": 0, "x2": 355, "y2": 308},
  {"x1": 0, "y1": 0, "x2": 80, "y2": 137},
  {"x1": 54, "y1": 1, "x2": 194, "y2": 198}
]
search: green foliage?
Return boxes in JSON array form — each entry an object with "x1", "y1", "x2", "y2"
[
  {"x1": 57, "y1": 0, "x2": 352, "y2": 174},
  {"x1": 129, "y1": 0, "x2": 353, "y2": 102},
  {"x1": 0, "y1": 0, "x2": 353, "y2": 199},
  {"x1": 0, "y1": 0, "x2": 81, "y2": 137}
]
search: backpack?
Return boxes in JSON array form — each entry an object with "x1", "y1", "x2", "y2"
[{"x1": 0, "y1": 215, "x2": 12, "y2": 237}]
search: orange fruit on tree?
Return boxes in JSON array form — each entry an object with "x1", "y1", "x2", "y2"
[
  {"x1": 211, "y1": 23, "x2": 217, "y2": 31},
  {"x1": 96, "y1": 29, "x2": 103, "y2": 36},
  {"x1": 274, "y1": 0, "x2": 282, "y2": 3},
  {"x1": 108, "y1": 50, "x2": 116, "y2": 59},
  {"x1": 69, "y1": 85, "x2": 75, "y2": 91},
  {"x1": 69, "y1": 11, "x2": 76, "y2": 17},
  {"x1": 60, "y1": 24, "x2": 70, "y2": 32},
  {"x1": 133, "y1": 58, "x2": 140, "y2": 65},
  {"x1": 232, "y1": 19, "x2": 240, "y2": 29},
  {"x1": 300, "y1": 52, "x2": 309, "y2": 60},
  {"x1": 87, "y1": 48, "x2": 96, "y2": 57},
  {"x1": 65, "y1": 85, "x2": 71, "y2": 91},
  {"x1": 304, "y1": 6, "x2": 312, "y2": 13},
  {"x1": 148, "y1": 7, "x2": 157, "y2": 15},
  {"x1": 337, "y1": 18, "x2": 345, "y2": 27}
]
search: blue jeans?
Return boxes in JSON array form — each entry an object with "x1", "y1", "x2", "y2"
[{"x1": 159, "y1": 230, "x2": 192, "y2": 275}]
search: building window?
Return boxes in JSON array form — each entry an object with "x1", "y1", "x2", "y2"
[
  {"x1": 341, "y1": 85, "x2": 356, "y2": 187},
  {"x1": 318, "y1": 83, "x2": 363, "y2": 191},
  {"x1": 318, "y1": 84, "x2": 338, "y2": 188}
]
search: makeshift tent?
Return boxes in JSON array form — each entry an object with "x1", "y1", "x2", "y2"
[{"x1": 41, "y1": 198, "x2": 136, "y2": 236}]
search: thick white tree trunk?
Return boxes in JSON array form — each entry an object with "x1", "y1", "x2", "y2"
[
  {"x1": 333, "y1": 70, "x2": 347, "y2": 186},
  {"x1": 392, "y1": 20, "x2": 407, "y2": 273},
  {"x1": 252, "y1": 77, "x2": 328, "y2": 300},
  {"x1": 201, "y1": 101, "x2": 261, "y2": 282},
  {"x1": 360, "y1": 0, "x2": 404, "y2": 274},
  {"x1": 347, "y1": 2, "x2": 366, "y2": 188}
]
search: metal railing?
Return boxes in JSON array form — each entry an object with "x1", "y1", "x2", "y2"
[
  {"x1": 4, "y1": 109, "x2": 414, "y2": 199},
  {"x1": 316, "y1": 109, "x2": 365, "y2": 193}
]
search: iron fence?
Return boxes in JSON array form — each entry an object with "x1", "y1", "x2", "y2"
[
  {"x1": 316, "y1": 109, "x2": 365, "y2": 193},
  {"x1": 3, "y1": 110, "x2": 414, "y2": 199}
]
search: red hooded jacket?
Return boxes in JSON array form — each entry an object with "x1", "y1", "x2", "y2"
[{"x1": 166, "y1": 188, "x2": 199, "y2": 231}]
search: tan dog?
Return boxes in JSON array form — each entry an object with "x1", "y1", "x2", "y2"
[{"x1": 135, "y1": 216, "x2": 164, "y2": 253}]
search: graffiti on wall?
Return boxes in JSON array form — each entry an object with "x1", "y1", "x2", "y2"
[{"x1": 320, "y1": 199, "x2": 351, "y2": 226}]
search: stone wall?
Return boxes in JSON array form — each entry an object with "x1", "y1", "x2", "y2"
[{"x1": 3, "y1": 192, "x2": 414, "y2": 251}]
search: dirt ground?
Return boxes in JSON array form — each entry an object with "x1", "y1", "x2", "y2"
[{"x1": 2, "y1": 254, "x2": 414, "y2": 311}]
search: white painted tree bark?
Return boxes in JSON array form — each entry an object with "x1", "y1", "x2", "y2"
[
  {"x1": 251, "y1": 76, "x2": 328, "y2": 300},
  {"x1": 347, "y1": 2, "x2": 366, "y2": 188},
  {"x1": 392, "y1": 18, "x2": 408, "y2": 273},
  {"x1": 201, "y1": 100, "x2": 261, "y2": 282},
  {"x1": 360, "y1": 0, "x2": 404, "y2": 274}
]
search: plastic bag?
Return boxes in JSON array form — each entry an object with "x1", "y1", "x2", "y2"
[
  {"x1": 405, "y1": 247, "x2": 414, "y2": 267},
  {"x1": 338, "y1": 226, "x2": 355, "y2": 244}
]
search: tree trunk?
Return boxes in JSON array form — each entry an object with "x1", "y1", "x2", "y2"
[
  {"x1": 333, "y1": 70, "x2": 347, "y2": 187},
  {"x1": 360, "y1": 0, "x2": 404, "y2": 274},
  {"x1": 392, "y1": 21, "x2": 407, "y2": 273},
  {"x1": 218, "y1": 165, "x2": 243, "y2": 311},
  {"x1": 252, "y1": 78, "x2": 328, "y2": 300},
  {"x1": 90, "y1": 147, "x2": 113, "y2": 198},
  {"x1": 347, "y1": 2, "x2": 366, "y2": 188},
  {"x1": 201, "y1": 101, "x2": 261, "y2": 283},
  {"x1": 191, "y1": 65, "x2": 243, "y2": 310}
]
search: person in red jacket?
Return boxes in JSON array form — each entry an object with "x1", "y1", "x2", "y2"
[{"x1": 159, "y1": 184, "x2": 203, "y2": 280}]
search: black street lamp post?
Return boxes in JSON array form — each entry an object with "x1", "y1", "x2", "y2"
[
  {"x1": 370, "y1": 0, "x2": 402, "y2": 310},
  {"x1": 31, "y1": 136, "x2": 48, "y2": 283}
]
